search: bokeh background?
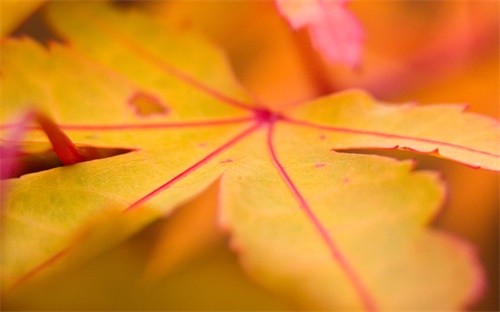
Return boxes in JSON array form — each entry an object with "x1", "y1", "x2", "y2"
[{"x1": 2, "y1": 0, "x2": 499, "y2": 310}]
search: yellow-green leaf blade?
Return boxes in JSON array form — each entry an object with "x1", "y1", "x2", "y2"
[
  {"x1": 1, "y1": 2, "x2": 259, "y2": 288},
  {"x1": 45, "y1": 1, "x2": 256, "y2": 121},
  {"x1": 283, "y1": 90, "x2": 500, "y2": 170},
  {"x1": 219, "y1": 122, "x2": 481, "y2": 309},
  {"x1": 1, "y1": 121, "x2": 255, "y2": 287}
]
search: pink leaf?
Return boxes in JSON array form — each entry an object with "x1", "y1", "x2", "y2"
[{"x1": 276, "y1": 0, "x2": 365, "y2": 68}]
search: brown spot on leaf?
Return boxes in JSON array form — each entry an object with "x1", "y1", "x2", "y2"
[
  {"x1": 315, "y1": 163, "x2": 325, "y2": 168},
  {"x1": 129, "y1": 92, "x2": 169, "y2": 117},
  {"x1": 220, "y1": 159, "x2": 234, "y2": 164}
]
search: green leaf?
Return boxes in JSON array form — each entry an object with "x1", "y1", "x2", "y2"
[{"x1": 1, "y1": 2, "x2": 498, "y2": 310}]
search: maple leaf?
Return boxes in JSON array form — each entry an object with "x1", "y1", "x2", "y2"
[
  {"x1": 275, "y1": 0, "x2": 364, "y2": 67},
  {"x1": 1, "y1": 2, "x2": 499, "y2": 310}
]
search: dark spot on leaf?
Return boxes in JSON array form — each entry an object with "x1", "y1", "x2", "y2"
[
  {"x1": 315, "y1": 163, "x2": 325, "y2": 168},
  {"x1": 319, "y1": 134, "x2": 326, "y2": 140},
  {"x1": 220, "y1": 159, "x2": 234, "y2": 164},
  {"x1": 129, "y1": 92, "x2": 169, "y2": 117}
]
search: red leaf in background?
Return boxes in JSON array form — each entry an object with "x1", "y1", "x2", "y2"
[{"x1": 276, "y1": 0, "x2": 364, "y2": 67}]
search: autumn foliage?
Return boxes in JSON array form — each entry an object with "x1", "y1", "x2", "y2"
[{"x1": 1, "y1": 1, "x2": 499, "y2": 311}]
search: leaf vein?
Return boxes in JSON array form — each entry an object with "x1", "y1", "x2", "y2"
[
  {"x1": 73, "y1": 6, "x2": 255, "y2": 112},
  {"x1": 282, "y1": 117, "x2": 500, "y2": 158},
  {"x1": 125, "y1": 122, "x2": 261, "y2": 212},
  {"x1": 267, "y1": 121, "x2": 377, "y2": 311}
]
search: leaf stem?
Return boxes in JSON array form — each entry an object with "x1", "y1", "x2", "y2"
[{"x1": 34, "y1": 113, "x2": 88, "y2": 165}]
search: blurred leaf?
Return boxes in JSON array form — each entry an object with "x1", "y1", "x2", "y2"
[
  {"x1": 1, "y1": 1, "x2": 499, "y2": 310},
  {"x1": 143, "y1": 180, "x2": 224, "y2": 280},
  {"x1": 3, "y1": 184, "x2": 292, "y2": 311},
  {"x1": 276, "y1": 0, "x2": 364, "y2": 67}
]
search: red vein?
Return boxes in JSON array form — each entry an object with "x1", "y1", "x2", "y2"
[
  {"x1": 267, "y1": 122, "x2": 377, "y2": 311},
  {"x1": 282, "y1": 117, "x2": 500, "y2": 158},
  {"x1": 60, "y1": 117, "x2": 256, "y2": 131},
  {"x1": 125, "y1": 122, "x2": 261, "y2": 212},
  {"x1": 76, "y1": 8, "x2": 255, "y2": 112},
  {"x1": 0, "y1": 116, "x2": 256, "y2": 131}
]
